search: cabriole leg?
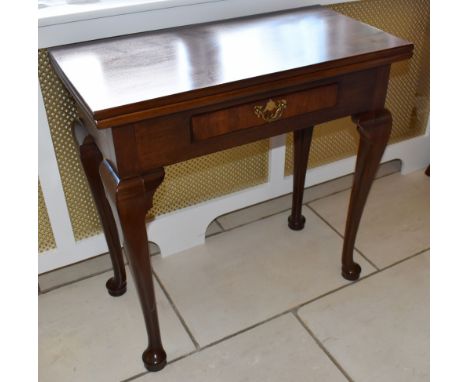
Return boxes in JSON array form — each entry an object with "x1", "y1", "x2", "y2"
[
  {"x1": 288, "y1": 126, "x2": 314, "y2": 230},
  {"x1": 100, "y1": 161, "x2": 167, "y2": 371},
  {"x1": 341, "y1": 109, "x2": 392, "y2": 280},
  {"x1": 73, "y1": 122, "x2": 127, "y2": 296}
]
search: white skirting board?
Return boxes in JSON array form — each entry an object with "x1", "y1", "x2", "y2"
[{"x1": 38, "y1": 129, "x2": 430, "y2": 274}]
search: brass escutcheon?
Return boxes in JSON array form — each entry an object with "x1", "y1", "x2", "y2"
[{"x1": 254, "y1": 99, "x2": 287, "y2": 123}]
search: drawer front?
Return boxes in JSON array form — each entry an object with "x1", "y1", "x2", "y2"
[
  {"x1": 134, "y1": 67, "x2": 384, "y2": 170},
  {"x1": 191, "y1": 83, "x2": 338, "y2": 141}
]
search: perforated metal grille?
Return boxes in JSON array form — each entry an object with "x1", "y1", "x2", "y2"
[
  {"x1": 285, "y1": 0, "x2": 430, "y2": 174},
  {"x1": 39, "y1": 50, "x2": 103, "y2": 241},
  {"x1": 38, "y1": 50, "x2": 269, "y2": 243},
  {"x1": 38, "y1": 181, "x2": 56, "y2": 253},
  {"x1": 149, "y1": 141, "x2": 269, "y2": 217}
]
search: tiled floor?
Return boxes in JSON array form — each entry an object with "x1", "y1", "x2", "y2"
[{"x1": 39, "y1": 166, "x2": 429, "y2": 382}]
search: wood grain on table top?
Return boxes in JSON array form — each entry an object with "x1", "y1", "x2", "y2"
[{"x1": 48, "y1": 6, "x2": 412, "y2": 123}]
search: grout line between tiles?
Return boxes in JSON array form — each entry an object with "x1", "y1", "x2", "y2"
[
  {"x1": 376, "y1": 247, "x2": 429, "y2": 272},
  {"x1": 204, "y1": 184, "x2": 351, "y2": 237},
  {"x1": 165, "y1": 349, "x2": 199, "y2": 366},
  {"x1": 216, "y1": 163, "x2": 400, "y2": 233},
  {"x1": 118, "y1": 248, "x2": 428, "y2": 382},
  {"x1": 293, "y1": 248, "x2": 430, "y2": 311},
  {"x1": 121, "y1": 371, "x2": 149, "y2": 382},
  {"x1": 127, "y1": 310, "x2": 294, "y2": 382},
  {"x1": 292, "y1": 311, "x2": 354, "y2": 382},
  {"x1": 215, "y1": 179, "x2": 355, "y2": 232},
  {"x1": 152, "y1": 269, "x2": 201, "y2": 350},
  {"x1": 39, "y1": 251, "x2": 159, "y2": 294},
  {"x1": 200, "y1": 311, "x2": 292, "y2": 352},
  {"x1": 40, "y1": 267, "x2": 115, "y2": 294},
  {"x1": 215, "y1": 185, "x2": 354, "y2": 233},
  {"x1": 302, "y1": 165, "x2": 400, "y2": 206},
  {"x1": 305, "y1": 203, "x2": 380, "y2": 271}
]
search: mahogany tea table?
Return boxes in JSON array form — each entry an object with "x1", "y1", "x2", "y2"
[{"x1": 48, "y1": 6, "x2": 413, "y2": 371}]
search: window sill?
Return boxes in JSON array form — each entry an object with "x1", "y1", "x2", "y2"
[
  {"x1": 38, "y1": 0, "x2": 355, "y2": 48},
  {"x1": 38, "y1": 0, "x2": 223, "y2": 27}
]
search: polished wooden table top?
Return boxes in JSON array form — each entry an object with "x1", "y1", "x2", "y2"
[{"x1": 49, "y1": 6, "x2": 412, "y2": 128}]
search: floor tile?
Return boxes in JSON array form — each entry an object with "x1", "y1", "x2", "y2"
[
  {"x1": 39, "y1": 267, "x2": 195, "y2": 382},
  {"x1": 39, "y1": 243, "x2": 159, "y2": 292},
  {"x1": 309, "y1": 171, "x2": 429, "y2": 268},
  {"x1": 298, "y1": 252, "x2": 429, "y2": 382},
  {"x1": 152, "y1": 208, "x2": 375, "y2": 347},
  {"x1": 39, "y1": 253, "x2": 113, "y2": 292},
  {"x1": 217, "y1": 160, "x2": 400, "y2": 231},
  {"x1": 136, "y1": 314, "x2": 347, "y2": 382}
]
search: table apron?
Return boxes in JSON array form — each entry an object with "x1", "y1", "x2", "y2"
[{"x1": 104, "y1": 66, "x2": 389, "y2": 176}]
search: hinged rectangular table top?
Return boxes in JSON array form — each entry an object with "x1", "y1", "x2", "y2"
[{"x1": 48, "y1": 5, "x2": 412, "y2": 127}]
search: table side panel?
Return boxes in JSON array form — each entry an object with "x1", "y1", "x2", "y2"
[{"x1": 133, "y1": 68, "x2": 382, "y2": 171}]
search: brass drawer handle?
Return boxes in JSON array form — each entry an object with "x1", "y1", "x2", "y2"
[{"x1": 254, "y1": 99, "x2": 287, "y2": 123}]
